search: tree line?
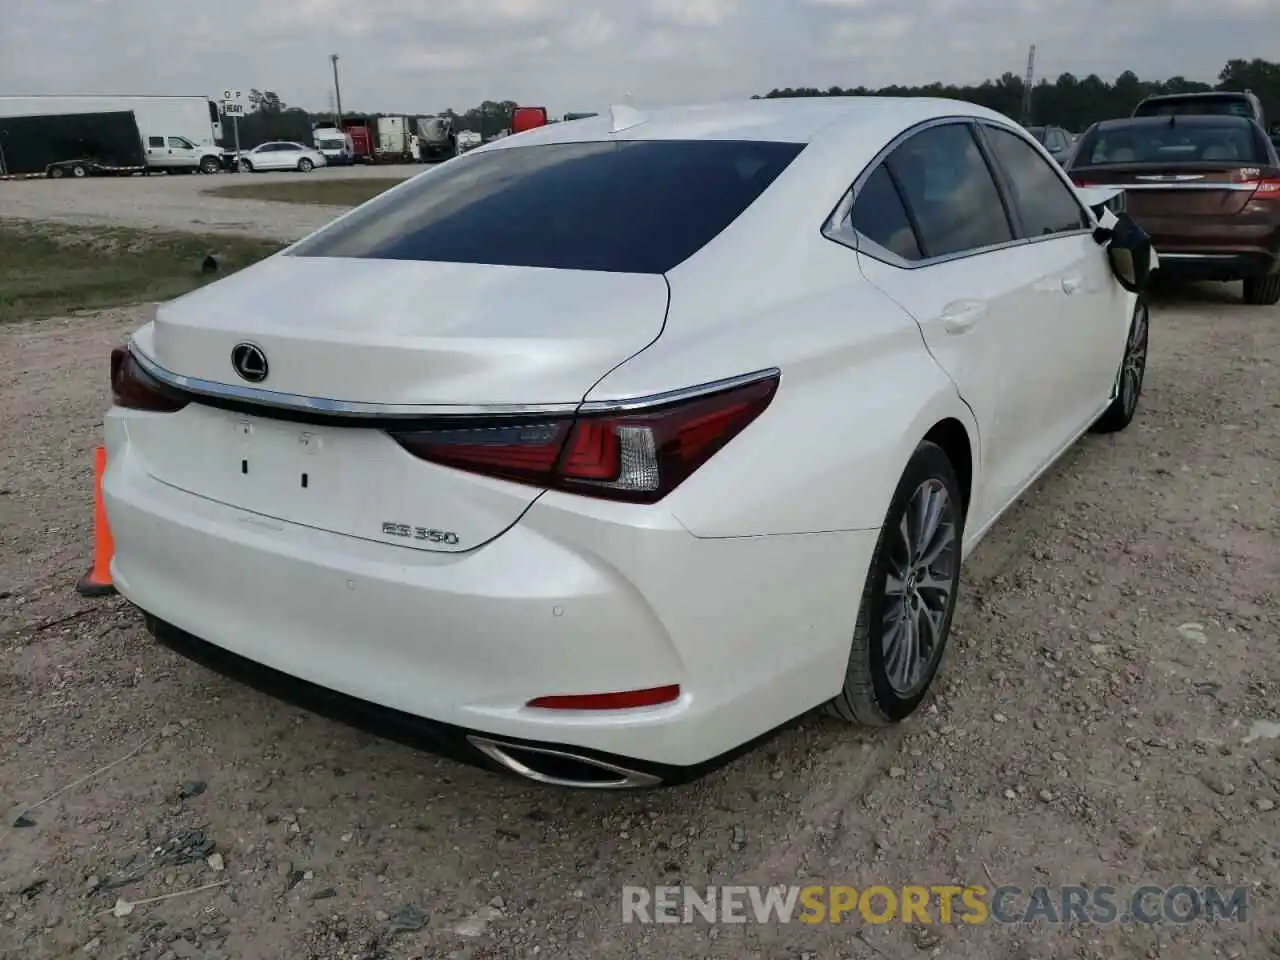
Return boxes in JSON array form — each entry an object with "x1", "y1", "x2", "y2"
[
  {"x1": 760, "y1": 58, "x2": 1280, "y2": 132},
  {"x1": 226, "y1": 58, "x2": 1280, "y2": 148}
]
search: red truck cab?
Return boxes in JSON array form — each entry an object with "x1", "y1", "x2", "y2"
[
  {"x1": 511, "y1": 106, "x2": 548, "y2": 134},
  {"x1": 339, "y1": 120, "x2": 373, "y2": 162}
]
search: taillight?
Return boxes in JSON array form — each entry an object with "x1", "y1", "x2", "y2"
[
  {"x1": 1243, "y1": 178, "x2": 1280, "y2": 199},
  {"x1": 389, "y1": 372, "x2": 779, "y2": 503},
  {"x1": 110, "y1": 346, "x2": 189, "y2": 413}
]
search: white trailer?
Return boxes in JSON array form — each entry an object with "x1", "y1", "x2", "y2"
[
  {"x1": 0, "y1": 95, "x2": 224, "y2": 173},
  {"x1": 374, "y1": 116, "x2": 409, "y2": 160}
]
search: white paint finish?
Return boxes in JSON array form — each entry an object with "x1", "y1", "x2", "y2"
[
  {"x1": 103, "y1": 419, "x2": 870, "y2": 767},
  {"x1": 104, "y1": 97, "x2": 1141, "y2": 770},
  {"x1": 145, "y1": 256, "x2": 669, "y2": 404}
]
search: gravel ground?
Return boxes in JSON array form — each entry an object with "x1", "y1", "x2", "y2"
[
  {"x1": 1, "y1": 285, "x2": 1278, "y2": 960},
  {"x1": 0, "y1": 165, "x2": 417, "y2": 241}
]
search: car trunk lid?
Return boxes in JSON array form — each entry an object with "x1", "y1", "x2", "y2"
[
  {"x1": 126, "y1": 254, "x2": 669, "y2": 552},
  {"x1": 1071, "y1": 163, "x2": 1277, "y2": 217}
]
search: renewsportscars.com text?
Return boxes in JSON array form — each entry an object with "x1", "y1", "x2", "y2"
[{"x1": 622, "y1": 884, "x2": 1248, "y2": 926}]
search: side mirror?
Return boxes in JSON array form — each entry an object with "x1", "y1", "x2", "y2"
[{"x1": 1096, "y1": 211, "x2": 1156, "y2": 293}]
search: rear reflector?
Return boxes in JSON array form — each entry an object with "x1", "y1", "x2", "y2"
[
  {"x1": 527, "y1": 685, "x2": 681, "y2": 710},
  {"x1": 390, "y1": 371, "x2": 779, "y2": 503},
  {"x1": 111, "y1": 346, "x2": 189, "y2": 413}
]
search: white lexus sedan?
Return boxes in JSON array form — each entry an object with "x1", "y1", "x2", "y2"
[{"x1": 102, "y1": 99, "x2": 1149, "y2": 789}]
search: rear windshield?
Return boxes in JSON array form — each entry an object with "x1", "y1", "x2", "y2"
[
  {"x1": 1134, "y1": 97, "x2": 1255, "y2": 120},
  {"x1": 288, "y1": 139, "x2": 805, "y2": 274},
  {"x1": 1074, "y1": 120, "x2": 1267, "y2": 166}
]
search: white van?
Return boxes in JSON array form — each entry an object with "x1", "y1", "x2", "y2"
[{"x1": 313, "y1": 128, "x2": 355, "y2": 166}]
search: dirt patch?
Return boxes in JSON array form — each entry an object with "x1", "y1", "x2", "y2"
[
  {"x1": 0, "y1": 285, "x2": 1277, "y2": 960},
  {"x1": 202, "y1": 179, "x2": 407, "y2": 208},
  {"x1": 0, "y1": 221, "x2": 283, "y2": 324}
]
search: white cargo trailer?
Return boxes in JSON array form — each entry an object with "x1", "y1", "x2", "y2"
[{"x1": 0, "y1": 95, "x2": 224, "y2": 173}]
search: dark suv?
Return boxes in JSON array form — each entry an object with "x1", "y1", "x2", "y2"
[{"x1": 1133, "y1": 91, "x2": 1265, "y2": 129}]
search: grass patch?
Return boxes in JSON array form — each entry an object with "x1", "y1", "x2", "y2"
[
  {"x1": 0, "y1": 220, "x2": 285, "y2": 324},
  {"x1": 202, "y1": 177, "x2": 408, "y2": 207}
]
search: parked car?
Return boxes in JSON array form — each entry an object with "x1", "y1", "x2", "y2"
[
  {"x1": 1133, "y1": 90, "x2": 1265, "y2": 129},
  {"x1": 1066, "y1": 114, "x2": 1280, "y2": 305},
  {"x1": 1027, "y1": 125, "x2": 1073, "y2": 164},
  {"x1": 102, "y1": 98, "x2": 1152, "y2": 789},
  {"x1": 237, "y1": 141, "x2": 326, "y2": 173}
]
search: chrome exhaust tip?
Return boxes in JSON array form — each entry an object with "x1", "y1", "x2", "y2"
[{"x1": 468, "y1": 736, "x2": 662, "y2": 789}]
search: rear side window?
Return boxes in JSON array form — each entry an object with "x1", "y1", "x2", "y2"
[
  {"x1": 884, "y1": 123, "x2": 1013, "y2": 259},
  {"x1": 289, "y1": 140, "x2": 805, "y2": 274},
  {"x1": 1078, "y1": 121, "x2": 1266, "y2": 165},
  {"x1": 982, "y1": 126, "x2": 1089, "y2": 237},
  {"x1": 851, "y1": 164, "x2": 922, "y2": 260}
]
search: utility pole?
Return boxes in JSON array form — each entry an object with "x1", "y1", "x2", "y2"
[
  {"x1": 330, "y1": 54, "x2": 344, "y2": 125},
  {"x1": 1022, "y1": 44, "x2": 1036, "y2": 125}
]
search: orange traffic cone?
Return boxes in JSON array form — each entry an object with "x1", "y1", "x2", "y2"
[{"x1": 76, "y1": 446, "x2": 117, "y2": 597}]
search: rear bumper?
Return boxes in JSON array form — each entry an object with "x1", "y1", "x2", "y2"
[
  {"x1": 103, "y1": 413, "x2": 871, "y2": 776},
  {"x1": 1154, "y1": 250, "x2": 1279, "y2": 281},
  {"x1": 142, "y1": 613, "x2": 790, "y2": 787}
]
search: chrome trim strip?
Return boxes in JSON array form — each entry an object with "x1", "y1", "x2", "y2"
[
  {"x1": 467, "y1": 736, "x2": 663, "y2": 789},
  {"x1": 1082, "y1": 181, "x2": 1257, "y2": 192},
  {"x1": 129, "y1": 343, "x2": 779, "y2": 420},
  {"x1": 130, "y1": 345, "x2": 581, "y2": 417},
  {"x1": 1155, "y1": 252, "x2": 1239, "y2": 260},
  {"x1": 577, "y1": 367, "x2": 781, "y2": 413}
]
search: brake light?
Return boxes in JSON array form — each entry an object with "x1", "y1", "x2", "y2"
[
  {"x1": 389, "y1": 372, "x2": 779, "y2": 503},
  {"x1": 110, "y1": 346, "x2": 189, "y2": 413}
]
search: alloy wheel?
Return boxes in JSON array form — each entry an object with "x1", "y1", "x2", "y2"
[
  {"x1": 1121, "y1": 302, "x2": 1149, "y2": 418},
  {"x1": 881, "y1": 478, "x2": 958, "y2": 697}
]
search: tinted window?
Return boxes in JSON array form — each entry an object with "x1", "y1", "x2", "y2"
[
  {"x1": 851, "y1": 164, "x2": 922, "y2": 260},
  {"x1": 884, "y1": 124, "x2": 1013, "y2": 258},
  {"x1": 983, "y1": 126, "x2": 1089, "y2": 237},
  {"x1": 147, "y1": 136, "x2": 164, "y2": 148},
  {"x1": 290, "y1": 140, "x2": 805, "y2": 274},
  {"x1": 167, "y1": 137, "x2": 189, "y2": 149},
  {"x1": 1077, "y1": 120, "x2": 1266, "y2": 165},
  {"x1": 1136, "y1": 97, "x2": 1256, "y2": 120}
]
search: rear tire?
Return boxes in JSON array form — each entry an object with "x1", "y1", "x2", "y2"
[
  {"x1": 827, "y1": 441, "x2": 964, "y2": 726},
  {"x1": 71, "y1": 163, "x2": 87, "y2": 178},
  {"x1": 1242, "y1": 275, "x2": 1280, "y2": 306},
  {"x1": 49, "y1": 167, "x2": 65, "y2": 179},
  {"x1": 1092, "y1": 298, "x2": 1149, "y2": 434}
]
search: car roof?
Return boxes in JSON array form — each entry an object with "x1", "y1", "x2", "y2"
[
  {"x1": 485, "y1": 97, "x2": 1015, "y2": 148},
  {"x1": 1096, "y1": 114, "x2": 1257, "y2": 131},
  {"x1": 1140, "y1": 91, "x2": 1255, "y2": 102}
]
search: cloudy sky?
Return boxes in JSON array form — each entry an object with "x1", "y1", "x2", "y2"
[{"x1": 2, "y1": 0, "x2": 1275, "y2": 116}]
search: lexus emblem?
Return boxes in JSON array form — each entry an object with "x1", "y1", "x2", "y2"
[{"x1": 231, "y1": 342, "x2": 268, "y2": 383}]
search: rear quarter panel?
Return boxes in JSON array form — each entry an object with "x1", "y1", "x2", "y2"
[{"x1": 585, "y1": 233, "x2": 978, "y2": 538}]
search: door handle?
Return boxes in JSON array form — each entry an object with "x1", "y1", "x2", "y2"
[
  {"x1": 1061, "y1": 276, "x2": 1083, "y2": 294},
  {"x1": 940, "y1": 300, "x2": 986, "y2": 334}
]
